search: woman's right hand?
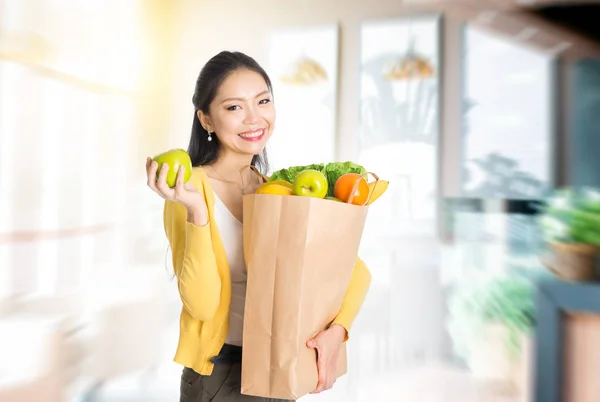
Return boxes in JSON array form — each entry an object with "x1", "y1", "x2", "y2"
[{"x1": 146, "y1": 157, "x2": 208, "y2": 224}]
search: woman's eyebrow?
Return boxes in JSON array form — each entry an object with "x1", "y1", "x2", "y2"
[{"x1": 220, "y1": 90, "x2": 270, "y2": 104}]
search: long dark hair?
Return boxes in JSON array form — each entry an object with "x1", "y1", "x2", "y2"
[{"x1": 188, "y1": 51, "x2": 272, "y2": 173}]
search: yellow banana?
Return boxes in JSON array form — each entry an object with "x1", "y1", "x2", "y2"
[
  {"x1": 266, "y1": 180, "x2": 294, "y2": 189},
  {"x1": 366, "y1": 180, "x2": 389, "y2": 205},
  {"x1": 255, "y1": 183, "x2": 293, "y2": 196}
]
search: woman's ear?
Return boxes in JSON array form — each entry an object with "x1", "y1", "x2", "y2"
[{"x1": 197, "y1": 110, "x2": 213, "y2": 133}]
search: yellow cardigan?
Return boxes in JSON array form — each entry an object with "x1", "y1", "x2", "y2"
[{"x1": 163, "y1": 166, "x2": 371, "y2": 376}]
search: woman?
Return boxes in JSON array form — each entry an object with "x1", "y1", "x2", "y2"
[{"x1": 145, "y1": 51, "x2": 371, "y2": 402}]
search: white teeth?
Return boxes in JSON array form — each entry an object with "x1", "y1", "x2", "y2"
[{"x1": 239, "y1": 130, "x2": 263, "y2": 138}]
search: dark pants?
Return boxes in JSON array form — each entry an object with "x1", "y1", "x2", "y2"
[{"x1": 180, "y1": 344, "x2": 293, "y2": 402}]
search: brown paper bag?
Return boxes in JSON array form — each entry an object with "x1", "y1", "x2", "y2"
[{"x1": 241, "y1": 191, "x2": 369, "y2": 400}]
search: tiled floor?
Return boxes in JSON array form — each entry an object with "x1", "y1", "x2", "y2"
[
  {"x1": 73, "y1": 362, "x2": 528, "y2": 402},
  {"x1": 365, "y1": 365, "x2": 528, "y2": 402},
  {"x1": 72, "y1": 363, "x2": 181, "y2": 402}
]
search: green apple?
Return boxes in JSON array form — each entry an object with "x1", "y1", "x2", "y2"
[
  {"x1": 152, "y1": 149, "x2": 192, "y2": 188},
  {"x1": 292, "y1": 170, "x2": 328, "y2": 198}
]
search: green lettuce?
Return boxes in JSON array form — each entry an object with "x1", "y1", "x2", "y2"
[
  {"x1": 269, "y1": 163, "x2": 325, "y2": 183},
  {"x1": 268, "y1": 161, "x2": 366, "y2": 197}
]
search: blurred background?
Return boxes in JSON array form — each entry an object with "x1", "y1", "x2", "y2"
[{"x1": 1, "y1": 0, "x2": 600, "y2": 401}]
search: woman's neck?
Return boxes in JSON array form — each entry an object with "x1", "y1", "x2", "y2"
[{"x1": 209, "y1": 152, "x2": 255, "y2": 183}]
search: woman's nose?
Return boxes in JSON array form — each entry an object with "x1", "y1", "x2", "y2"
[{"x1": 243, "y1": 107, "x2": 261, "y2": 125}]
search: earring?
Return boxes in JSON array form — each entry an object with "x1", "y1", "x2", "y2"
[{"x1": 207, "y1": 130, "x2": 213, "y2": 142}]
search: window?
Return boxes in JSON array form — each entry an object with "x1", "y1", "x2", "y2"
[
  {"x1": 461, "y1": 26, "x2": 555, "y2": 199},
  {"x1": 0, "y1": 0, "x2": 141, "y2": 297}
]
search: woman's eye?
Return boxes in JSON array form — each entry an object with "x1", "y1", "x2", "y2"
[
  {"x1": 227, "y1": 105, "x2": 241, "y2": 111},
  {"x1": 259, "y1": 98, "x2": 271, "y2": 105}
]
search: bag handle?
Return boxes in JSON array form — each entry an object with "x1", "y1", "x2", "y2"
[
  {"x1": 239, "y1": 165, "x2": 268, "y2": 192},
  {"x1": 348, "y1": 172, "x2": 379, "y2": 206}
]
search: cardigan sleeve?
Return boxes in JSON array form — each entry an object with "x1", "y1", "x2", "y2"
[
  {"x1": 331, "y1": 257, "x2": 372, "y2": 340},
  {"x1": 163, "y1": 200, "x2": 221, "y2": 321}
]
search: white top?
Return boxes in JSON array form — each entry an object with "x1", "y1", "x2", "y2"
[{"x1": 213, "y1": 191, "x2": 246, "y2": 347}]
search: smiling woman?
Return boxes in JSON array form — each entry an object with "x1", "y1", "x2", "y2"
[
  {"x1": 145, "y1": 50, "x2": 371, "y2": 402},
  {"x1": 197, "y1": 70, "x2": 274, "y2": 158},
  {"x1": 186, "y1": 52, "x2": 274, "y2": 175}
]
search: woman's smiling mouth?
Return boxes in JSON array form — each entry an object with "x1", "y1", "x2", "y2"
[{"x1": 238, "y1": 128, "x2": 265, "y2": 141}]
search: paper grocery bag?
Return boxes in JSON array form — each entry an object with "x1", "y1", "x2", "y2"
[{"x1": 241, "y1": 193, "x2": 368, "y2": 400}]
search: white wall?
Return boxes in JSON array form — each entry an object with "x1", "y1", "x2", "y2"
[{"x1": 166, "y1": 0, "x2": 457, "y2": 166}]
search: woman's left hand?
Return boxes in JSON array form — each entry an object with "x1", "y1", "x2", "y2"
[{"x1": 306, "y1": 324, "x2": 347, "y2": 394}]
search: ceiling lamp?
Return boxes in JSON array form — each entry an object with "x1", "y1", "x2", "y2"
[
  {"x1": 382, "y1": 16, "x2": 436, "y2": 82},
  {"x1": 383, "y1": 50, "x2": 435, "y2": 81},
  {"x1": 279, "y1": 57, "x2": 328, "y2": 85}
]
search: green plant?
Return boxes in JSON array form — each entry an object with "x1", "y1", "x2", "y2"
[
  {"x1": 448, "y1": 275, "x2": 536, "y2": 361},
  {"x1": 538, "y1": 187, "x2": 600, "y2": 246}
]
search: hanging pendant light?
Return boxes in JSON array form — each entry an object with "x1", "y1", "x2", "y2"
[
  {"x1": 383, "y1": 1, "x2": 435, "y2": 82},
  {"x1": 279, "y1": 56, "x2": 328, "y2": 86},
  {"x1": 383, "y1": 37, "x2": 435, "y2": 81},
  {"x1": 383, "y1": 52, "x2": 435, "y2": 81}
]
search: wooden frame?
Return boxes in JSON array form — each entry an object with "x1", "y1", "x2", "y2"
[{"x1": 534, "y1": 278, "x2": 600, "y2": 402}]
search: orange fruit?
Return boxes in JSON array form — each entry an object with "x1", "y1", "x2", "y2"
[{"x1": 334, "y1": 173, "x2": 369, "y2": 205}]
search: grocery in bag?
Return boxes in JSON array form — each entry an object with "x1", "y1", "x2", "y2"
[{"x1": 240, "y1": 162, "x2": 387, "y2": 400}]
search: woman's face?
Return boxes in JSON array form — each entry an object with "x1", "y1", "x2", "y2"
[{"x1": 200, "y1": 69, "x2": 275, "y2": 159}]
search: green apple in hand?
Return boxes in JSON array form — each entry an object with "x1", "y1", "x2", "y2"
[
  {"x1": 152, "y1": 149, "x2": 192, "y2": 188},
  {"x1": 293, "y1": 170, "x2": 328, "y2": 198}
]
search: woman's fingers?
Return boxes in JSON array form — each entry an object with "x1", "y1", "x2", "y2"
[
  {"x1": 317, "y1": 360, "x2": 327, "y2": 392},
  {"x1": 146, "y1": 160, "x2": 161, "y2": 194},
  {"x1": 155, "y1": 163, "x2": 174, "y2": 199},
  {"x1": 327, "y1": 371, "x2": 335, "y2": 390},
  {"x1": 311, "y1": 346, "x2": 327, "y2": 394},
  {"x1": 174, "y1": 166, "x2": 186, "y2": 202},
  {"x1": 308, "y1": 337, "x2": 324, "y2": 394},
  {"x1": 146, "y1": 159, "x2": 199, "y2": 209}
]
